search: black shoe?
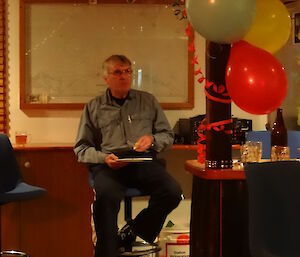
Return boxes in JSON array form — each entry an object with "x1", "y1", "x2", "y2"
[{"x1": 118, "y1": 223, "x2": 137, "y2": 252}]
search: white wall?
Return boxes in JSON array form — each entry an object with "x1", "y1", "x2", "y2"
[{"x1": 7, "y1": 0, "x2": 266, "y2": 143}]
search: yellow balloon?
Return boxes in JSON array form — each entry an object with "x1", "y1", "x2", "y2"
[{"x1": 243, "y1": 0, "x2": 291, "y2": 54}]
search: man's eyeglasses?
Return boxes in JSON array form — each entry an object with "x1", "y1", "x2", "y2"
[{"x1": 108, "y1": 68, "x2": 133, "y2": 76}]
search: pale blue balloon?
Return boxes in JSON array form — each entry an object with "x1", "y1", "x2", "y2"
[{"x1": 186, "y1": 0, "x2": 256, "y2": 43}]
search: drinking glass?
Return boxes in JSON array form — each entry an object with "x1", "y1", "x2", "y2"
[
  {"x1": 240, "y1": 141, "x2": 262, "y2": 163},
  {"x1": 15, "y1": 131, "x2": 28, "y2": 145},
  {"x1": 271, "y1": 146, "x2": 290, "y2": 161}
]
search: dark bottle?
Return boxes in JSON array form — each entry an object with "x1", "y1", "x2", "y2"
[{"x1": 271, "y1": 108, "x2": 287, "y2": 146}]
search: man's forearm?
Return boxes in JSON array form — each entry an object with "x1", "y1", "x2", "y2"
[
  {"x1": 74, "y1": 144, "x2": 108, "y2": 164},
  {"x1": 153, "y1": 132, "x2": 174, "y2": 152}
]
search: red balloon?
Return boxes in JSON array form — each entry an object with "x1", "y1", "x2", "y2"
[{"x1": 226, "y1": 40, "x2": 287, "y2": 115}]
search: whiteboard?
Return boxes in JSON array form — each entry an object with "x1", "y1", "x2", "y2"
[{"x1": 23, "y1": 3, "x2": 191, "y2": 106}]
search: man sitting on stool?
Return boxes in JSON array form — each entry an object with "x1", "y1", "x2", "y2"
[{"x1": 74, "y1": 54, "x2": 182, "y2": 257}]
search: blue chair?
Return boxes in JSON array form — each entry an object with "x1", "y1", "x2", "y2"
[
  {"x1": 245, "y1": 161, "x2": 300, "y2": 257},
  {"x1": 246, "y1": 130, "x2": 300, "y2": 159},
  {"x1": 0, "y1": 134, "x2": 46, "y2": 257},
  {"x1": 245, "y1": 131, "x2": 271, "y2": 159},
  {"x1": 287, "y1": 131, "x2": 300, "y2": 158}
]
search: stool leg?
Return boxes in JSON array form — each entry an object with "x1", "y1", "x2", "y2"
[{"x1": 123, "y1": 196, "x2": 133, "y2": 252}]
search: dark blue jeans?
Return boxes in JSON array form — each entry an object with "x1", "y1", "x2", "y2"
[{"x1": 90, "y1": 160, "x2": 182, "y2": 257}]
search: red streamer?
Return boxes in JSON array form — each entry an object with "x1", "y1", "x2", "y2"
[
  {"x1": 191, "y1": 55, "x2": 199, "y2": 65},
  {"x1": 194, "y1": 68, "x2": 203, "y2": 76},
  {"x1": 204, "y1": 89, "x2": 232, "y2": 104},
  {"x1": 173, "y1": 7, "x2": 233, "y2": 164},
  {"x1": 188, "y1": 41, "x2": 195, "y2": 52},
  {"x1": 197, "y1": 118, "x2": 207, "y2": 163},
  {"x1": 197, "y1": 76, "x2": 205, "y2": 84},
  {"x1": 185, "y1": 23, "x2": 192, "y2": 37}
]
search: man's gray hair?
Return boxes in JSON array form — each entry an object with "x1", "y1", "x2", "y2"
[{"x1": 102, "y1": 55, "x2": 132, "y2": 76}]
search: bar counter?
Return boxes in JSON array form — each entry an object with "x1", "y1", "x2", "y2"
[
  {"x1": 185, "y1": 159, "x2": 245, "y2": 180},
  {"x1": 13, "y1": 142, "x2": 74, "y2": 151},
  {"x1": 185, "y1": 159, "x2": 250, "y2": 257},
  {"x1": 2, "y1": 144, "x2": 94, "y2": 257},
  {"x1": 12, "y1": 143, "x2": 240, "y2": 151}
]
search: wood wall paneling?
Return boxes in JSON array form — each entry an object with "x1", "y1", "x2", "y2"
[{"x1": 0, "y1": 0, "x2": 6, "y2": 133}]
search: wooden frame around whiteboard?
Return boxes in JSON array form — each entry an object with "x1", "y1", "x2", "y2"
[{"x1": 20, "y1": 0, "x2": 194, "y2": 110}]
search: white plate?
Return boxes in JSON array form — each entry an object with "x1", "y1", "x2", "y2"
[{"x1": 117, "y1": 158, "x2": 153, "y2": 162}]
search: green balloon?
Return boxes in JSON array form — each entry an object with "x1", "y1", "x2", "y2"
[{"x1": 186, "y1": 0, "x2": 256, "y2": 43}]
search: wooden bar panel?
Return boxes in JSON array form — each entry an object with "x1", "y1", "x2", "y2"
[
  {"x1": 1, "y1": 149, "x2": 94, "y2": 257},
  {"x1": 222, "y1": 181, "x2": 250, "y2": 257},
  {"x1": 186, "y1": 161, "x2": 250, "y2": 257},
  {"x1": 190, "y1": 176, "x2": 220, "y2": 257}
]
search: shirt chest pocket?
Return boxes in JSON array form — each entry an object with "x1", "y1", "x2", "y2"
[
  {"x1": 98, "y1": 116, "x2": 122, "y2": 139},
  {"x1": 130, "y1": 113, "x2": 153, "y2": 132}
]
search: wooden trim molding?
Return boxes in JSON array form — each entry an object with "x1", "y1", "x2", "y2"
[
  {"x1": 19, "y1": 0, "x2": 194, "y2": 110},
  {"x1": 0, "y1": 0, "x2": 6, "y2": 133}
]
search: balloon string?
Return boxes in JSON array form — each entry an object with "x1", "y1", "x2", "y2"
[{"x1": 197, "y1": 118, "x2": 233, "y2": 163}]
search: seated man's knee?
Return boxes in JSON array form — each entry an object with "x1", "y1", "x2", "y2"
[
  {"x1": 164, "y1": 182, "x2": 183, "y2": 209},
  {"x1": 94, "y1": 185, "x2": 122, "y2": 205}
]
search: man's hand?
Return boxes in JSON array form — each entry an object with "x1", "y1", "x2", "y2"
[
  {"x1": 133, "y1": 135, "x2": 154, "y2": 152},
  {"x1": 105, "y1": 153, "x2": 128, "y2": 169}
]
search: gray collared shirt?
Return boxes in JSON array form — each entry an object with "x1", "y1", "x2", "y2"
[{"x1": 74, "y1": 89, "x2": 174, "y2": 164}]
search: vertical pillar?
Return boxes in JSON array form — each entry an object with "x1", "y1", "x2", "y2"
[
  {"x1": 205, "y1": 41, "x2": 232, "y2": 169},
  {"x1": 190, "y1": 41, "x2": 238, "y2": 257}
]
